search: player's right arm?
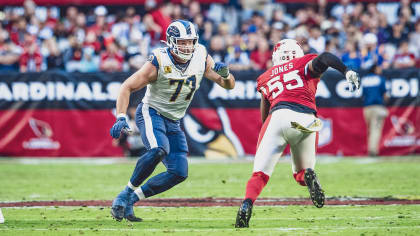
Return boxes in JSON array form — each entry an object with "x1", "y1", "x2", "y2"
[
  {"x1": 116, "y1": 62, "x2": 157, "y2": 115},
  {"x1": 110, "y1": 61, "x2": 158, "y2": 138},
  {"x1": 260, "y1": 96, "x2": 270, "y2": 123},
  {"x1": 307, "y1": 52, "x2": 360, "y2": 91}
]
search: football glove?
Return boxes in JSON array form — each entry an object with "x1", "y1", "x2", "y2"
[
  {"x1": 213, "y1": 62, "x2": 230, "y2": 80},
  {"x1": 110, "y1": 115, "x2": 131, "y2": 139},
  {"x1": 345, "y1": 70, "x2": 360, "y2": 92}
]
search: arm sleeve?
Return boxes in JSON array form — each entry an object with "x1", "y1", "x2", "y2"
[{"x1": 310, "y1": 52, "x2": 348, "y2": 77}]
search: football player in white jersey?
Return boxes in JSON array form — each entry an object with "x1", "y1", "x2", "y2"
[{"x1": 109, "y1": 20, "x2": 235, "y2": 222}]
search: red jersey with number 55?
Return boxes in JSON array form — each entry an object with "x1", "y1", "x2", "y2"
[{"x1": 257, "y1": 54, "x2": 319, "y2": 112}]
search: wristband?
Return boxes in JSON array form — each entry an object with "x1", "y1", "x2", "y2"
[{"x1": 117, "y1": 113, "x2": 128, "y2": 120}]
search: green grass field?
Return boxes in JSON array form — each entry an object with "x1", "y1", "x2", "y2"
[{"x1": 1, "y1": 156, "x2": 420, "y2": 235}]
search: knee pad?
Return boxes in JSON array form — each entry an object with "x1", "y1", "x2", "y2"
[{"x1": 293, "y1": 169, "x2": 306, "y2": 186}]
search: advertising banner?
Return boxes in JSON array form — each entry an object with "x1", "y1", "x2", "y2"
[{"x1": 0, "y1": 69, "x2": 418, "y2": 157}]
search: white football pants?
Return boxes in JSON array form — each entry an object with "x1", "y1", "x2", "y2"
[{"x1": 253, "y1": 109, "x2": 317, "y2": 176}]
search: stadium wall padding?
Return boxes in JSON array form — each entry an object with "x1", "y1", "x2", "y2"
[{"x1": 0, "y1": 69, "x2": 418, "y2": 157}]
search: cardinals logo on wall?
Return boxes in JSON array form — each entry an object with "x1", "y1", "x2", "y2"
[
  {"x1": 384, "y1": 115, "x2": 418, "y2": 148},
  {"x1": 182, "y1": 107, "x2": 245, "y2": 159},
  {"x1": 22, "y1": 118, "x2": 60, "y2": 150}
]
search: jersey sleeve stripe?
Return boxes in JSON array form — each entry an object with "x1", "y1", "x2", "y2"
[{"x1": 150, "y1": 53, "x2": 160, "y2": 69}]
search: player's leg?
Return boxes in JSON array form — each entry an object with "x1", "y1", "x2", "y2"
[
  {"x1": 364, "y1": 106, "x2": 375, "y2": 156},
  {"x1": 289, "y1": 131, "x2": 325, "y2": 208},
  {"x1": 369, "y1": 106, "x2": 387, "y2": 156},
  {"x1": 111, "y1": 103, "x2": 169, "y2": 222},
  {"x1": 236, "y1": 113, "x2": 287, "y2": 228},
  {"x1": 126, "y1": 120, "x2": 188, "y2": 216}
]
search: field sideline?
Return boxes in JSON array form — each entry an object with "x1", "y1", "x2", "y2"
[{"x1": 1, "y1": 156, "x2": 420, "y2": 235}]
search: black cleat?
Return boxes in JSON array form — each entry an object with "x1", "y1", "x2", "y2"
[
  {"x1": 110, "y1": 205, "x2": 124, "y2": 222},
  {"x1": 235, "y1": 198, "x2": 253, "y2": 228},
  {"x1": 125, "y1": 214, "x2": 143, "y2": 222},
  {"x1": 304, "y1": 168, "x2": 325, "y2": 208}
]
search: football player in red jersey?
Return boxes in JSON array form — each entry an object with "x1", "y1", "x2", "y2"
[{"x1": 235, "y1": 39, "x2": 360, "y2": 228}]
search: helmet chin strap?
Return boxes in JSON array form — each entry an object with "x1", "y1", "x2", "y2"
[{"x1": 168, "y1": 49, "x2": 190, "y2": 63}]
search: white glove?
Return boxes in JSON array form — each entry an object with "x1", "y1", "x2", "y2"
[{"x1": 345, "y1": 70, "x2": 360, "y2": 92}]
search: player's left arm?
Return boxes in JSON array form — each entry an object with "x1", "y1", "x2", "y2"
[
  {"x1": 204, "y1": 54, "x2": 235, "y2": 90},
  {"x1": 308, "y1": 52, "x2": 360, "y2": 91}
]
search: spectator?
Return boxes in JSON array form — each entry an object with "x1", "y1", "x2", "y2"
[
  {"x1": 73, "y1": 12, "x2": 87, "y2": 44},
  {"x1": 63, "y1": 35, "x2": 84, "y2": 71},
  {"x1": 45, "y1": 7, "x2": 58, "y2": 29},
  {"x1": 225, "y1": 46, "x2": 251, "y2": 71},
  {"x1": 361, "y1": 64, "x2": 389, "y2": 156},
  {"x1": 360, "y1": 33, "x2": 384, "y2": 69},
  {"x1": 389, "y1": 21, "x2": 409, "y2": 47},
  {"x1": 297, "y1": 36, "x2": 317, "y2": 54},
  {"x1": 209, "y1": 35, "x2": 226, "y2": 63},
  {"x1": 0, "y1": 29, "x2": 21, "y2": 72},
  {"x1": 331, "y1": 0, "x2": 354, "y2": 20},
  {"x1": 126, "y1": 27, "x2": 150, "y2": 71},
  {"x1": 148, "y1": 1, "x2": 173, "y2": 42},
  {"x1": 111, "y1": 12, "x2": 131, "y2": 47},
  {"x1": 377, "y1": 13, "x2": 391, "y2": 45},
  {"x1": 9, "y1": 17, "x2": 28, "y2": 46},
  {"x1": 44, "y1": 38, "x2": 64, "y2": 70},
  {"x1": 100, "y1": 41, "x2": 124, "y2": 72},
  {"x1": 308, "y1": 26, "x2": 326, "y2": 53},
  {"x1": 79, "y1": 47, "x2": 99, "y2": 72},
  {"x1": 392, "y1": 41, "x2": 416, "y2": 69},
  {"x1": 63, "y1": 6, "x2": 78, "y2": 32},
  {"x1": 88, "y1": 6, "x2": 110, "y2": 38},
  {"x1": 341, "y1": 41, "x2": 362, "y2": 70},
  {"x1": 197, "y1": 20, "x2": 213, "y2": 48},
  {"x1": 19, "y1": 34, "x2": 42, "y2": 72},
  {"x1": 325, "y1": 39, "x2": 340, "y2": 55},
  {"x1": 350, "y1": 2, "x2": 364, "y2": 24},
  {"x1": 397, "y1": 0, "x2": 415, "y2": 20},
  {"x1": 408, "y1": 20, "x2": 420, "y2": 58},
  {"x1": 84, "y1": 31, "x2": 101, "y2": 54},
  {"x1": 188, "y1": 1, "x2": 201, "y2": 20},
  {"x1": 250, "y1": 38, "x2": 271, "y2": 70},
  {"x1": 269, "y1": 22, "x2": 285, "y2": 46}
]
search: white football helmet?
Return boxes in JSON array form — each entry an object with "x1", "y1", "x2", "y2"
[
  {"x1": 272, "y1": 39, "x2": 304, "y2": 66},
  {"x1": 166, "y1": 20, "x2": 199, "y2": 61}
]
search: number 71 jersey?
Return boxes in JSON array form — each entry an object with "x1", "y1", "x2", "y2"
[
  {"x1": 142, "y1": 45, "x2": 207, "y2": 120},
  {"x1": 257, "y1": 54, "x2": 320, "y2": 113}
]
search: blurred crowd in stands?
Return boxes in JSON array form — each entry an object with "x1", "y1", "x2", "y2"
[{"x1": 0, "y1": 0, "x2": 419, "y2": 73}]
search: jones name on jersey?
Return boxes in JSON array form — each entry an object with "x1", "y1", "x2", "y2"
[{"x1": 257, "y1": 54, "x2": 320, "y2": 114}]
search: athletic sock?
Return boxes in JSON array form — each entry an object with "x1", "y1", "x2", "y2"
[
  {"x1": 133, "y1": 188, "x2": 145, "y2": 202},
  {"x1": 245, "y1": 171, "x2": 269, "y2": 203},
  {"x1": 293, "y1": 169, "x2": 306, "y2": 186},
  {"x1": 127, "y1": 181, "x2": 137, "y2": 191}
]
